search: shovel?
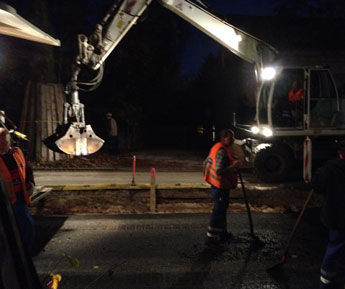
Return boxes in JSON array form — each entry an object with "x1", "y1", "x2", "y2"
[
  {"x1": 238, "y1": 169, "x2": 254, "y2": 236},
  {"x1": 267, "y1": 189, "x2": 314, "y2": 271},
  {"x1": 238, "y1": 169, "x2": 264, "y2": 246}
]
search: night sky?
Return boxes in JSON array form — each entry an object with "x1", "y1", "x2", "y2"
[{"x1": 160, "y1": 0, "x2": 277, "y2": 76}]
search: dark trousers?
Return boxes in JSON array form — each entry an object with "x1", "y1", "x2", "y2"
[
  {"x1": 320, "y1": 229, "x2": 345, "y2": 289},
  {"x1": 12, "y1": 202, "x2": 35, "y2": 250},
  {"x1": 207, "y1": 185, "x2": 230, "y2": 237},
  {"x1": 106, "y1": 136, "x2": 118, "y2": 155}
]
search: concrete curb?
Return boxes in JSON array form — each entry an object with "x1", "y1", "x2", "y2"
[{"x1": 47, "y1": 183, "x2": 211, "y2": 191}]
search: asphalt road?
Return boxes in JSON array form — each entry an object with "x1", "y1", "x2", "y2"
[{"x1": 30, "y1": 211, "x2": 341, "y2": 289}]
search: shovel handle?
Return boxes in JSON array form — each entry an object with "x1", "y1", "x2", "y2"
[
  {"x1": 238, "y1": 169, "x2": 254, "y2": 236},
  {"x1": 282, "y1": 189, "x2": 314, "y2": 258}
]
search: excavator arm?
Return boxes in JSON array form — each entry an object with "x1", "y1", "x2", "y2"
[
  {"x1": 53, "y1": 0, "x2": 278, "y2": 156},
  {"x1": 159, "y1": 0, "x2": 277, "y2": 74},
  {"x1": 53, "y1": 0, "x2": 153, "y2": 156},
  {"x1": 77, "y1": 0, "x2": 277, "y2": 75},
  {"x1": 77, "y1": 0, "x2": 153, "y2": 70}
]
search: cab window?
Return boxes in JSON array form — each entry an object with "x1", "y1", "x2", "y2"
[
  {"x1": 271, "y1": 68, "x2": 304, "y2": 127},
  {"x1": 309, "y1": 70, "x2": 337, "y2": 128}
]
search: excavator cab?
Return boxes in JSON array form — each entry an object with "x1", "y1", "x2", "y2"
[
  {"x1": 243, "y1": 66, "x2": 345, "y2": 182},
  {"x1": 253, "y1": 66, "x2": 342, "y2": 138}
]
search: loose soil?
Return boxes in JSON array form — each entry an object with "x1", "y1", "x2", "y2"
[
  {"x1": 32, "y1": 150, "x2": 205, "y2": 171},
  {"x1": 31, "y1": 150, "x2": 322, "y2": 215}
]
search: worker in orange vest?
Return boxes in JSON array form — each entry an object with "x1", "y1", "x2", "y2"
[
  {"x1": 288, "y1": 79, "x2": 304, "y2": 126},
  {"x1": 288, "y1": 80, "x2": 303, "y2": 102},
  {"x1": 0, "y1": 128, "x2": 35, "y2": 250},
  {"x1": 203, "y1": 128, "x2": 240, "y2": 247}
]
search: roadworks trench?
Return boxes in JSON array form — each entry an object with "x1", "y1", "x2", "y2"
[
  {"x1": 31, "y1": 152, "x2": 323, "y2": 216},
  {"x1": 30, "y1": 183, "x2": 324, "y2": 215},
  {"x1": 31, "y1": 182, "x2": 338, "y2": 288}
]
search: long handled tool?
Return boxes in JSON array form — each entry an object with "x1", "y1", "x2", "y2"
[
  {"x1": 238, "y1": 169, "x2": 265, "y2": 247},
  {"x1": 238, "y1": 169, "x2": 254, "y2": 236},
  {"x1": 267, "y1": 189, "x2": 314, "y2": 271}
]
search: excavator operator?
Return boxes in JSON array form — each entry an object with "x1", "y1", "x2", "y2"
[{"x1": 288, "y1": 79, "x2": 304, "y2": 126}]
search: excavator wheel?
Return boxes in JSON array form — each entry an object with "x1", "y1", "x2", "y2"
[{"x1": 253, "y1": 145, "x2": 294, "y2": 182}]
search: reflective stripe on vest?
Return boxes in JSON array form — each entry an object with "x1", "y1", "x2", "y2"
[
  {"x1": 204, "y1": 142, "x2": 236, "y2": 189},
  {"x1": 0, "y1": 147, "x2": 30, "y2": 204}
]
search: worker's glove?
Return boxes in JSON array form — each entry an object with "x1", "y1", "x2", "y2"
[
  {"x1": 26, "y1": 181, "x2": 35, "y2": 196},
  {"x1": 229, "y1": 160, "x2": 241, "y2": 171}
]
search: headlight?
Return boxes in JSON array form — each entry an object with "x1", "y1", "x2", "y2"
[
  {"x1": 261, "y1": 67, "x2": 276, "y2": 81},
  {"x1": 262, "y1": 127, "x2": 273, "y2": 137},
  {"x1": 251, "y1": 126, "x2": 260, "y2": 134}
]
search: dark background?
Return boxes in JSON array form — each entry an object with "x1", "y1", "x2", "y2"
[{"x1": 0, "y1": 0, "x2": 344, "y2": 150}]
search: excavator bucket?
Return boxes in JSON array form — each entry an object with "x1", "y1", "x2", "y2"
[
  {"x1": 44, "y1": 123, "x2": 104, "y2": 156},
  {"x1": 56, "y1": 124, "x2": 104, "y2": 156}
]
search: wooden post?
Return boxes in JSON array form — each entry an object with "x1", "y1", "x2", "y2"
[
  {"x1": 131, "y1": 155, "x2": 136, "y2": 185},
  {"x1": 54, "y1": 83, "x2": 66, "y2": 161},
  {"x1": 49, "y1": 84, "x2": 59, "y2": 161},
  {"x1": 28, "y1": 83, "x2": 36, "y2": 159},
  {"x1": 35, "y1": 84, "x2": 42, "y2": 162},
  {"x1": 150, "y1": 168, "x2": 156, "y2": 212},
  {"x1": 19, "y1": 80, "x2": 31, "y2": 133},
  {"x1": 40, "y1": 84, "x2": 48, "y2": 161},
  {"x1": 46, "y1": 84, "x2": 54, "y2": 161},
  {"x1": 54, "y1": 84, "x2": 65, "y2": 125}
]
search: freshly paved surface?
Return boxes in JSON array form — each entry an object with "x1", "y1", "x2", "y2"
[{"x1": 31, "y1": 211, "x2": 339, "y2": 289}]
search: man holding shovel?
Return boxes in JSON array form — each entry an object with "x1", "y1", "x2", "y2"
[
  {"x1": 203, "y1": 128, "x2": 240, "y2": 247},
  {"x1": 312, "y1": 142, "x2": 345, "y2": 289}
]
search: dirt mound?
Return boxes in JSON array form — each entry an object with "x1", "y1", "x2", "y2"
[{"x1": 32, "y1": 150, "x2": 204, "y2": 171}]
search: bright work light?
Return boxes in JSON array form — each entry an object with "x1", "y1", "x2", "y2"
[
  {"x1": 262, "y1": 127, "x2": 273, "y2": 137},
  {"x1": 251, "y1": 126, "x2": 260, "y2": 134},
  {"x1": 261, "y1": 67, "x2": 276, "y2": 81}
]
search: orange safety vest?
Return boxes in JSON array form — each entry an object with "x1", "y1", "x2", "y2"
[
  {"x1": 288, "y1": 88, "x2": 303, "y2": 102},
  {"x1": 204, "y1": 142, "x2": 238, "y2": 189},
  {"x1": 0, "y1": 147, "x2": 30, "y2": 204}
]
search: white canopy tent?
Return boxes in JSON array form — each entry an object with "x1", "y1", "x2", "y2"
[{"x1": 0, "y1": 1, "x2": 60, "y2": 46}]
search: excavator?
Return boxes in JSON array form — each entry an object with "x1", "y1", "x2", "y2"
[
  {"x1": 47, "y1": 0, "x2": 278, "y2": 157},
  {"x1": 48, "y1": 0, "x2": 345, "y2": 182},
  {"x1": 240, "y1": 65, "x2": 345, "y2": 182}
]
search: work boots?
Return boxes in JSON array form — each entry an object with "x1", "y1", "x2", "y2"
[{"x1": 204, "y1": 231, "x2": 233, "y2": 248}]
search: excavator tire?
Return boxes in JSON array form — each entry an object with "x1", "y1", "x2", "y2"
[{"x1": 253, "y1": 145, "x2": 294, "y2": 182}]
